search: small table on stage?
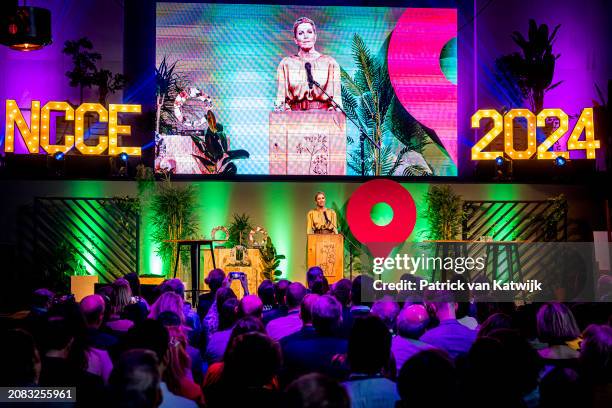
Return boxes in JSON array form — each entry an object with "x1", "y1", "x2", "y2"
[{"x1": 164, "y1": 239, "x2": 225, "y2": 305}]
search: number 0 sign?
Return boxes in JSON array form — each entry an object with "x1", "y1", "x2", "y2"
[{"x1": 471, "y1": 108, "x2": 599, "y2": 160}]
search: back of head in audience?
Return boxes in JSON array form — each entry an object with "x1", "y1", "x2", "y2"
[
  {"x1": 109, "y1": 349, "x2": 161, "y2": 408},
  {"x1": 539, "y1": 367, "x2": 582, "y2": 408},
  {"x1": 258, "y1": 279, "x2": 276, "y2": 307},
  {"x1": 225, "y1": 316, "x2": 266, "y2": 359},
  {"x1": 275, "y1": 279, "x2": 290, "y2": 306},
  {"x1": 215, "y1": 287, "x2": 237, "y2": 314},
  {"x1": 311, "y1": 276, "x2": 330, "y2": 295},
  {"x1": 536, "y1": 302, "x2": 580, "y2": 345},
  {"x1": 223, "y1": 332, "x2": 281, "y2": 388},
  {"x1": 157, "y1": 311, "x2": 182, "y2": 328},
  {"x1": 219, "y1": 298, "x2": 239, "y2": 330},
  {"x1": 396, "y1": 304, "x2": 429, "y2": 339},
  {"x1": 112, "y1": 278, "x2": 133, "y2": 316},
  {"x1": 348, "y1": 315, "x2": 391, "y2": 375},
  {"x1": 351, "y1": 275, "x2": 374, "y2": 307},
  {"x1": 123, "y1": 319, "x2": 169, "y2": 363},
  {"x1": 424, "y1": 290, "x2": 456, "y2": 320},
  {"x1": 306, "y1": 266, "x2": 324, "y2": 290},
  {"x1": 580, "y1": 324, "x2": 612, "y2": 383},
  {"x1": 397, "y1": 349, "x2": 457, "y2": 408},
  {"x1": 80, "y1": 294, "x2": 105, "y2": 329},
  {"x1": 31, "y1": 288, "x2": 55, "y2": 311},
  {"x1": 159, "y1": 278, "x2": 185, "y2": 299},
  {"x1": 285, "y1": 373, "x2": 350, "y2": 408},
  {"x1": 148, "y1": 291, "x2": 184, "y2": 323},
  {"x1": 312, "y1": 295, "x2": 342, "y2": 335},
  {"x1": 205, "y1": 268, "x2": 226, "y2": 292},
  {"x1": 331, "y1": 279, "x2": 351, "y2": 307},
  {"x1": 239, "y1": 294, "x2": 264, "y2": 319},
  {"x1": 0, "y1": 329, "x2": 41, "y2": 386},
  {"x1": 286, "y1": 282, "x2": 307, "y2": 310},
  {"x1": 478, "y1": 313, "x2": 512, "y2": 338},
  {"x1": 300, "y1": 293, "x2": 320, "y2": 325},
  {"x1": 371, "y1": 296, "x2": 399, "y2": 332}
]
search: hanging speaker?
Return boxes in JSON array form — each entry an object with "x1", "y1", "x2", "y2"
[{"x1": 0, "y1": 5, "x2": 52, "y2": 51}]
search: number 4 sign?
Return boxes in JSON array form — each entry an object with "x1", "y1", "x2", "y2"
[{"x1": 471, "y1": 108, "x2": 599, "y2": 160}]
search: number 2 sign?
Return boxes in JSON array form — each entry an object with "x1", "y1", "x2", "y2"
[{"x1": 471, "y1": 108, "x2": 599, "y2": 160}]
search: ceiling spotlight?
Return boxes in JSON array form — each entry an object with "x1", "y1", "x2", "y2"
[
  {"x1": 53, "y1": 151, "x2": 65, "y2": 161},
  {"x1": 119, "y1": 152, "x2": 129, "y2": 162},
  {"x1": 0, "y1": 3, "x2": 52, "y2": 51},
  {"x1": 495, "y1": 156, "x2": 504, "y2": 166},
  {"x1": 555, "y1": 156, "x2": 567, "y2": 167}
]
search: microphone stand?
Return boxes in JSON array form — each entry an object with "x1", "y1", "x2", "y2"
[{"x1": 309, "y1": 79, "x2": 380, "y2": 176}]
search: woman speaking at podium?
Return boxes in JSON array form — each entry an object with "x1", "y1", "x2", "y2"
[
  {"x1": 274, "y1": 17, "x2": 342, "y2": 112},
  {"x1": 307, "y1": 191, "x2": 338, "y2": 234}
]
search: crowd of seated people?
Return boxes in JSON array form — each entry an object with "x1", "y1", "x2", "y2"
[{"x1": 1, "y1": 267, "x2": 611, "y2": 407}]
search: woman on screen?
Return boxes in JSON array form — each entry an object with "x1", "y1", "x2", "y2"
[
  {"x1": 307, "y1": 191, "x2": 338, "y2": 234},
  {"x1": 275, "y1": 17, "x2": 343, "y2": 112}
]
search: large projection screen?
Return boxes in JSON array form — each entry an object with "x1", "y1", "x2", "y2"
[{"x1": 155, "y1": 3, "x2": 457, "y2": 177}]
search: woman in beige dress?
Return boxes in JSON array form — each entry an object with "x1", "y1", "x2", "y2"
[
  {"x1": 307, "y1": 191, "x2": 338, "y2": 234},
  {"x1": 275, "y1": 17, "x2": 343, "y2": 112}
]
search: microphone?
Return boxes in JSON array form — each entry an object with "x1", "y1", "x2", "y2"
[
  {"x1": 323, "y1": 210, "x2": 330, "y2": 224},
  {"x1": 305, "y1": 62, "x2": 314, "y2": 89}
]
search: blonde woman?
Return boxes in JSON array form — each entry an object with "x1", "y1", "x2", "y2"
[{"x1": 307, "y1": 191, "x2": 338, "y2": 234}]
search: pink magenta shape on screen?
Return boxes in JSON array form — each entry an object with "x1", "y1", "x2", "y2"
[
  {"x1": 346, "y1": 179, "x2": 417, "y2": 259},
  {"x1": 387, "y1": 8, "x2": 458, "y2": 164}
]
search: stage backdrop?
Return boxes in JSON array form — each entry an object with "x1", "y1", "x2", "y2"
[{"x1": 155, "y1": 2, "x2": 458, "y2": 177}]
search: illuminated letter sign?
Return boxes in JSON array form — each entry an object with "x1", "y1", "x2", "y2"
[
  {"x1": 471, "y1": 108, "x2": 599, "y2": 160},
  {"x1": 4, "y1": 100, "x2": 142, "y2": 156}
]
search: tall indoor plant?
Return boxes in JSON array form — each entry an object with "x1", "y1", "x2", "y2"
[
  {"x1": 423, "y1": 185, "x2": 463, "y2": 240},
  {"x1": 495, "y1": 19, "x2": 562, "y2": 113},
  {"x1": 149, "y1": 175, "x2": 199, "y2": 276}
]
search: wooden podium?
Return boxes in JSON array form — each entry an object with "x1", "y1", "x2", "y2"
[
  {"x1": 269, "y1": 111, "x2": 346, "y2": 175},
  {"x1": 307, "y1": 234, "x2": 344, "y2": 284}
]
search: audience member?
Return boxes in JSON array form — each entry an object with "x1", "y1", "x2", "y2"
[
  {"x1": 311, "y1": 276, "x2": 330, "y2": 295},
  {"x1": 275, "y1": 279, "x2": 291, "y2": 313},
  {"x1": 536, "y1": 303, "x2": 581, "y2": 371},
  {"x1": 123, "y1": 272, "x2": 150, "y2": 324},
  {"x1": 239, "y1": 294, "x2": 264, "y2": 319},
  {"x1": 204, "y1": 298, "x2": 239, "y2": 364},
  {"x1": 281, "y1": 295, "x2": 348, "y2": 385},
  {"x1": 371, "y1": 296, "x2": 400, "y2": 333},
  {"x1": 267, "y1": 282, "x2": 308, "y2": 341},
  {"x1": 579, "y1": 324, "x2": 612, "y2": 407},
  {"x1": 107, "y1": 278, "x2": 135, "y2": 333},
  {"x1": 198, "y1": 268, "x2": 225, "y2": 319},
  {"x1": 0, "y1": 329, "x2": 41, "y2": 386},
  {"x1": 392, "y1": 304, "x2": 434, "y2": 373},
  {"x1": 285, "y1": 373, "x2": 350, "y2": 408},
  {"x1": 420, "y1": 290, "x2": 477, "y2": 359},
  {"x1": 477, "y1": 312, "x2": 513, "y2": 338},
  {"x1": 203, "y1": 287, "x2": 237, "y2": 336},
  {"x1": 344, "y1": 315, "x2": 399, "y2": 408},
  {"x1": 158, "y1": 278, "x2": 201, "y2": 342},
  {"x1": 207, "y1": 333, "x2": 282, "y2": 407},
  {"x1": 108, "y1": 349, "x2": 161, "y2": 408},
  {"x1": 259, "y1": 279, "x2": 280, "y2": 323},
  {"x1": 396, "y1": 349, "x2": 457, "y2": 408},
  {"x1": 306, "y1": 266, "x2": 324, "y2": 290},
  {"x1": 80, "y1": 294, "x2": 118, "y2": 350}
]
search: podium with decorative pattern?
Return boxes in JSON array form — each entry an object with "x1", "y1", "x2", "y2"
[
  {"x1": 269, "y1": 111, "x2": 346, "y2": 175},
  {"x1": 307, "y1": 234, "x2": 344, "y2": 284}
]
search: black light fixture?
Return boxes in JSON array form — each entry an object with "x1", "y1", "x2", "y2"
[{"x1": 0, "y1": 1, "x2": 52, "y2": 51}]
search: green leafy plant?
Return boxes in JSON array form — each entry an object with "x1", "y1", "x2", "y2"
[
  {"x1": 155, "y1": 56, "x2": 186, "y2": 134},
  {"x1": 92, "y1": 69, "x2": 126, "y2": 105},
  {"x1": 259, "y1": 237, "x2": 285, "y2": 282},
  {"x1": 495, "y1": 19, "x2": 562, "y2": 113},
  {"x1": 226, "y1": 213, "x2": 253, "y2": 248},
  {"x1": 192, "y1": 111, "x2": 250, "y2": 175},
  {"x1": 341, "y1": 34, "x2": 436, "y2": 176},
  {"x1": 149, "y1": 175, "x2": 199, "y2": 276},
  {"x1": 423, "y1": 185, "x2": 463, "y2": 240},
  {"x1": 63, "y1": 37, "x2": 126, "y2": 104},
  {"x1": 541, "y1": 194, "x2": 568, "y2": 241}
]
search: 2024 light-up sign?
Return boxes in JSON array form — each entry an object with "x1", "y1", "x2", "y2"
[
  {"x1": 3, "y1": 100, "x2": 142, "y2": 155},
  {"x1": 471, "y1": 108, "x2": 599, "y2": 160}
]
